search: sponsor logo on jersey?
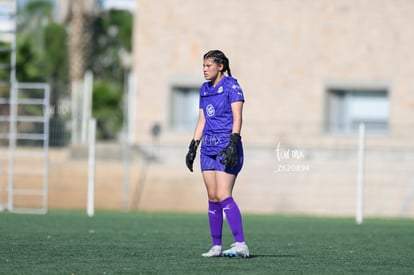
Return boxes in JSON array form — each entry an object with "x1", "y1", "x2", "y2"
[
  {"x1": 206, "y1": 104, "x2": 215, "y2": 117},
  {"x1": 203, "y1": 135, "x2": 222, "y2": 145}
]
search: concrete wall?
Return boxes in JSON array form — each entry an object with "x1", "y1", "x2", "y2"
[
  {"x1": 134, "y1": 0, "x2": 414, "y2": 145},
  {"x1": 3, "y1": 1, "x2": 414, "y2": 217},
  {"x1": 126, "y1": 0, "x2": 414, "y2": 217},
  {"x1": 0, "y1": 144, "x2": 413, "y2": 218}
]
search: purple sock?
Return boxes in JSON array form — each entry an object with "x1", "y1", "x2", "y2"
[
  {"x1": 208, "y1": 201, "x2": 223, "y2": 246},
  {"x1": 221, "y1": 197, "x2": 245, "y2": 243}
]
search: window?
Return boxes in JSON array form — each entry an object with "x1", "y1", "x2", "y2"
[
  {"x1": 326, "y1": 87, "x2": 389, "y2": 134},
  {"x1": 170, "y1": 86, "x2": 199, "y2": 130}
]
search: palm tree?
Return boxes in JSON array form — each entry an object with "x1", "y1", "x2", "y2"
[{"x1": 59, "y1": 0, "x2": 96, "y2": 143}]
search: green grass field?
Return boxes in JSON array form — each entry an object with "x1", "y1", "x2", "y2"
[{"x1": 0, "y1": 211, "x2": 413, "y2": 274}]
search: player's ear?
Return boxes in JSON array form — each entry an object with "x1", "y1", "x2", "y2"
[{"x1": 218, "y1": 63, "x2": 224, "y2": 73}]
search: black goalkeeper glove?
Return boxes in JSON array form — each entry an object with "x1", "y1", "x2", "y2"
[
  {"x1": 218, "y1": 133, "x2": 241, "y2": 169},
  {"x1": 185, "y1": 139, "x2": 200, "y2": 172}
]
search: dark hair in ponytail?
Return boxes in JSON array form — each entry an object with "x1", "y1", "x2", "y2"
[{"x1": 203, "y1": 50, "x2": 232, "y2": 77}]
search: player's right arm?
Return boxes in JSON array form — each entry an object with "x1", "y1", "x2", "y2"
[
  {"x1": 186, "y1": 109, "x2": 205, "y2": 172},
  {"x1": 193, "y1": 108, "x2": 205, "y2": 141}
]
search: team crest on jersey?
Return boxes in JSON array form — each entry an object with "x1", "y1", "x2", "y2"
[
  {"x1": 218, "y1": 86, "x2": 223, "y2": 93},
  {"x1": 206, "y1": 104, "x2": 215, "y2": 117}
]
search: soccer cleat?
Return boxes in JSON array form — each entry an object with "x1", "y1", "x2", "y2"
[
  {"x1": 201, "y1": 245, "x2": 222, "y2": 257},
  {"x1": 222, "y1": 242, "x2": 250, "y2": 258}
]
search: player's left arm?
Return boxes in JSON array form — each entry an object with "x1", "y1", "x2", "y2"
[
  {"x1": 219, "y1": 101, "x2": 244, "y2": 168},
  {"x1": 231, "y1": 101, "x2": 243, "y2": 134}
]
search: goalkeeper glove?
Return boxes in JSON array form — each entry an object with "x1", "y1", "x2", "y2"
[
  {"x1": 185, "y1": 139, "x2": 200, "y2": 172},
  {"x1": 218, "y1": 133, "x2": 241, "y2": 169}
]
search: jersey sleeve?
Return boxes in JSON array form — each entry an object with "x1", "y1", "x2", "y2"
[
  {"x1": 228, "y1": 79, "x2": 245, "y2": 103},
  {"x1": 199, "y1": 83, "x2": 207, "y2": 109}
]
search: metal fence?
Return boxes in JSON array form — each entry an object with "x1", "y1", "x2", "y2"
[{"x1": 0, "y1": 83, "x2": 50, "y2": 213}]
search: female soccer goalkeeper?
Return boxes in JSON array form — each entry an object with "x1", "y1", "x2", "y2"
[{"x1": 185, "y1": 50, "x2": 249, "y2": 258}]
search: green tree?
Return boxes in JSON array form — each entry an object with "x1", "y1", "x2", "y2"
[
  {"x1": 0, "y1": 41, "x2": 11, "y2": 95},
  {"x1": 88, "y1": 9, "x2": 133, "y2": 83},
  {"x1": 92, "y1": 79, "x2": 123, "y2": 140},
  {"x1": 87, "y1": 9, "x2": 132, "y2": 140},
  {"x1": 43, "y1": 22, "x2": 69, "y2": 109},
  {"x1": 15, "y1": 0, "x2": 70, "y2": 146},
  {"x1": 14, "y1": 1, "x2": 133, "y2": 142}
]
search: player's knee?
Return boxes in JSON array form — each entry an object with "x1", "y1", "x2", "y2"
[
  {"x1": 216, "y1": 192, "x2": 231, "y2": 202},
  {"x1": 207, "y1": 192, "x2": 219, "y2": 201}
]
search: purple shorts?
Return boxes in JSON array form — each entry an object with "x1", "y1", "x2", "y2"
[{"x1": 200, "y1": 143, "x2": 244, "y2": 176}]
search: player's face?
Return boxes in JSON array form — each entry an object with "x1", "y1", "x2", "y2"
[{"x1": 203, "y1": 58, "x2": 224, "y2": 82}]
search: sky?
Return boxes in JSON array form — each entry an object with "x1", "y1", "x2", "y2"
[{"x1": 103, "y1": 0, "x2": 136, "y2": 11}]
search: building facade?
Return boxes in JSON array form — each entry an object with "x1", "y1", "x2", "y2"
[{"x1": 131, "y1": 0, "x2": 414, "y2": 217}]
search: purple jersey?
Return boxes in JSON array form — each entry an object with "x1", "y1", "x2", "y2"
[{"x1": 199, "y1": 76, "x2": 245, "y2": 155}]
